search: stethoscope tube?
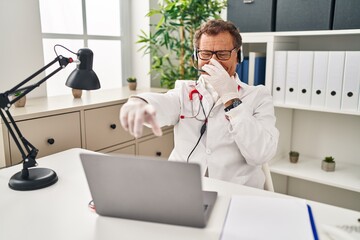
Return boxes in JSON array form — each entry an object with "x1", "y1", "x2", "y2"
[{"x1": 180, "y1": 88, "x2": 207, "y2": 121}]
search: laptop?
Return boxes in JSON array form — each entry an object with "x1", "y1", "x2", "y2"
[{"x1": 80, "y1": 153, "x2": 217, "y2": 228}]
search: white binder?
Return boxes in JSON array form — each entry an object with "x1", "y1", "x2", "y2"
[
  {"x1": 311, "y1": 52, "x2": 329, "y2": 108},
  {"x1": 272, "y1": 51, "x2": 287, "y2": 104},
  {"x1": 341, "y1": 51, "x2": 360, "y2": 111},
  {"x1": 298, "y1": 51, "x2": 314, "y2": 106},
  {"x1": 325, "y1": 52, "x2": 345, "y2": 110},
  {"x1": 285, "y1": 51, "x2": 299, "y2": 104}
]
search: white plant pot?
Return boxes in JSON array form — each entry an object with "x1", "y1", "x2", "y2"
[{"x1": 321, "y1": 161, "x2": 335, "y2": 172}]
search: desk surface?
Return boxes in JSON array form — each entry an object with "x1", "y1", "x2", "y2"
[{"x1": 0, "y1": 148, "x2": 359, "y2": 240}]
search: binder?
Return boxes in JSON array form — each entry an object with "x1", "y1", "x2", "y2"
[
  {"x1": 272, "y1": 51, "x2": 287, "y2": 104},
  {"x1": 241, "y1": 57, "x2": 249, "y2": 84},
  {"x1": 235, "y1": 63, "x2": 243, "y2": 81},
  {"x1": 285, "y1": 51, "x2": 299, "y2": 104},
  {"x1": 311, "y1": 51, "x2": 329, "y2": 108},
  {"x1": 341, "y1": 51, "x2": 360, "y2": 111},
  {"x1": 248, "y1": 52, "x2": 266, "y2": 86},
  {"x1": 254, "y1": 55, "x2": 266, "y2": 86},
  {"x1": 298, "y1": 51, "x2": 314, "y2": 106},
  {"x1": 326, "y1": 51, "x2": 345, "y2": 110}
]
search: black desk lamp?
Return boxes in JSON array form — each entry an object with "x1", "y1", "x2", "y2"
[{"x1": 0, "y1": 45, "x2": 100, "y2": 191}]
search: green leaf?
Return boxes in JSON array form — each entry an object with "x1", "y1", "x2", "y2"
[{"x1": 137, "y1": 0, "x2": 227, "y2": 89}]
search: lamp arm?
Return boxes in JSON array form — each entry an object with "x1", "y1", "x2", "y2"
[
  {"x1": 0, "y1": 110, "x2": 37, "y2": 178},
  {"x1": 0, "y1": 55, "x2": 73, "y2": 179},
  {"x1": 6, "y1": 56, "x2": 73, "y2": 103}
]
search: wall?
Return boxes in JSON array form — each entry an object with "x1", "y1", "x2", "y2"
[
  {"x1": 0, "y1": 0, "x2": 46, "y2": 98},
  {"x1": 0, "y1": 1, "x2": 225, "y2": 92},
  {"x1": 0, "y1": 0, "x2": 151, "y2": 94}
]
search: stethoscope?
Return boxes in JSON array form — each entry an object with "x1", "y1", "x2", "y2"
[
  {"x1": 180, "y1": 77, "x2": 241, "y2": 163},
  {"x1": 180, "y1": 82, "x2": 241, "y2": 122},
  {"x1": 180, "y1": 87, "x2": 209, "y2": 122},
  {"x1": 181, "y1": 86, "x2": 215, "y2": 163}
]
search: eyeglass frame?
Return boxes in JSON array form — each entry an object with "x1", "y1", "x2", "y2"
[{"x1": 196, "y1": 47, "x2": 237, "y2": 61}]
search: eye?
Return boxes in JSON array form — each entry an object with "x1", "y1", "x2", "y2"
[
  {"x1": 217, "y1": 52, "x2": 230, "y2": 59},
  {"x1": 199, "y1": 51, "x2": 212, "y2": 58}
]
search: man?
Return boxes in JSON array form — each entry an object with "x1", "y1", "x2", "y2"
[{"x1": 120, "y1": 19, "x2": 279, "y2": 189}]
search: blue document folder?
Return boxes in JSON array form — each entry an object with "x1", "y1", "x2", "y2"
[
  {"x1": 240, "y1": 57, "x2": 249, "y2": 84},
  {"x1": 236, "y1": 57, "x2": 249, "y2": 84},
  {"x1": 221, "y1": 196, "x2": 319, "y2": 240},
  {"x1": 254, "y1": 56, "x2": 266, "y2": 86}
]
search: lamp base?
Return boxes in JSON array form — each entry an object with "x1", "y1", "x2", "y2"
[{"x1": 9, "y1": 168, "x2": 58, "y2": 191}]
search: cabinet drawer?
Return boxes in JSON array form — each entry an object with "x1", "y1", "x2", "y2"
[
  {"x1": 9, "y1": 112, "x2": 81, "y2": 165},
  {"x1": 85, "y1": 104, "x2": 134, "y2": 151},
  {"x1": 138, "y1": 131, "x2": 174, "y2": 159}
]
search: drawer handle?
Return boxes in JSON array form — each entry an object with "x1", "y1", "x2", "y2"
[
  {"x1": 156, "y1": 151, "x2": 162, "y2": 157},
  {"x1": 47, "y1": 138, "x2": 55, "y2": 145},
  {"x1": 110, "y1": 124, "x2": 117, "y2": 129}
]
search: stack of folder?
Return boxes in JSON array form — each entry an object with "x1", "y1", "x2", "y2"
[
  {"x1": 272, "y1": 51, "x2": 360, "y2": 112},
  {"x1": 237, "y1": 52, "x2": 266, "y2": 86}
]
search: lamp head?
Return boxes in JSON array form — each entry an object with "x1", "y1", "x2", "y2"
[{"x1": 65, "y1": 48, "x2": 101, "y2": 90}]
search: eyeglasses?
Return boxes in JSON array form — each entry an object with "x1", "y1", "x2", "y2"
[{"x1": 197, "y1": 47, "x2": 237, "y2": 61}]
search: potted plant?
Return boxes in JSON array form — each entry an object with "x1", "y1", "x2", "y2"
[
  {"x1": 289, "y1": 151, "x2": 300, "y2": 163},
  {"x1": 321, "y1": 156, "x2": 335, "y2": 172},
  {"x1": 137, "y1": 0, "x2": 227, "y2": 89},
  {"x1": 127, "y1": 77, "x2": 137, "y2": 90},
  {"x1": 12, "y1": 91, "x2": 26, "y2": 108}
]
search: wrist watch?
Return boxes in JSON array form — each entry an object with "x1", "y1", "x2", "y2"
[{"x1": 224, "y1": 99, "x2": 242, "y2": 112}]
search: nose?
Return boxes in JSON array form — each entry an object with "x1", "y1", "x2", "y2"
[{"x1": 211, "y1": 53, "x2": 219, "y2": 61}]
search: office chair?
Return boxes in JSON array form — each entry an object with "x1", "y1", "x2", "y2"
[{"x1": 262, "y1": 163, "x2": 274, "y2": 192}]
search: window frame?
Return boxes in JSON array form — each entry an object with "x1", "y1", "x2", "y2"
[{"x1": 40, "y1": 0, "x2": 131, "y2": 95}]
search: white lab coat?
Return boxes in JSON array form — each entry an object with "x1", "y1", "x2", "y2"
[{"x1": 137, "y1": 75, "x2": 279, "y2": 189}]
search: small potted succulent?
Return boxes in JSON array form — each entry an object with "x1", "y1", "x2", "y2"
[
  {"x1": 289, "y1": 151, "x2": 300, "y2": 163},
  {"x1": 127, "y1": 77, "x2": 137, "y2": 90},
  {"x1": 321, "y1": 156, "x2": 335, "y2": 172},
  {"x1": 13, "y1": 91, "x2": 26, "y2": 108}
]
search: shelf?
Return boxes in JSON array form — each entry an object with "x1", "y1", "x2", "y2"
[
  {"x1": 270, "y1": 156, "x2": 360, "y2": 193},
  {"x1": 242, "y1": 29, "x2": 360, "y2": 38},
  {"x1": 274, "y1": 104, "x2": 360, "y2": 116}
]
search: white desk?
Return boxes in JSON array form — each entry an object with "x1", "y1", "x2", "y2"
[{"x1": 0, "y1": 148, "x2": 359, "y2": 240}]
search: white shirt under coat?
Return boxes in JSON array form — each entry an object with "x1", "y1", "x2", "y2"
[{"x1": 137, "y1": 74, "x2": 279, "y2": 189}]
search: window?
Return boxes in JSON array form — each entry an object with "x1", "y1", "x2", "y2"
[{"x1": 39, "y1": 0, "x2": 130, "y2": 96}]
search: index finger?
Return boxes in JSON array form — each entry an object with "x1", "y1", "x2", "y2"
[{"x1": 143, "y1": 105, "x2": 162, "y2": 136}]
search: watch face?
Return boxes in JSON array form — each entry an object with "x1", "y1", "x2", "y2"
[
  {"x1": 233, "y1": 99, "x2": 242, "y2": 107},
  {"x1": 224, "y1": 99, "x2": 242, "y2": 112}
]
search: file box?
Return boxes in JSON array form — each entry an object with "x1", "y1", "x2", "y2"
[
  {"x1": 227, "y1": 0, "x2": 276, "y2": 32},
  {"x1": 333, "y1": 0, "x2": 360, "y2": 30},
  {"x1": 276, "y1": 0, "x2": 334, "y2": 31}
]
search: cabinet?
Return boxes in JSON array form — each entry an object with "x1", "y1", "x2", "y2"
[
  {"x1": 84, "y1": 104, "x2": 134, "y2": 151},
  {"x1": 242, "y1": 29, "x2": 360, "y2": 211},
  {"x1": 0, "y1": 88, "x2": 174, "y2": 168},
  {"x1": 138, "y1": 130, "x2": 174, "y2": 159},
  {"x1": 9, "y1": 112, "x2": 82, "y2": 165}
]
